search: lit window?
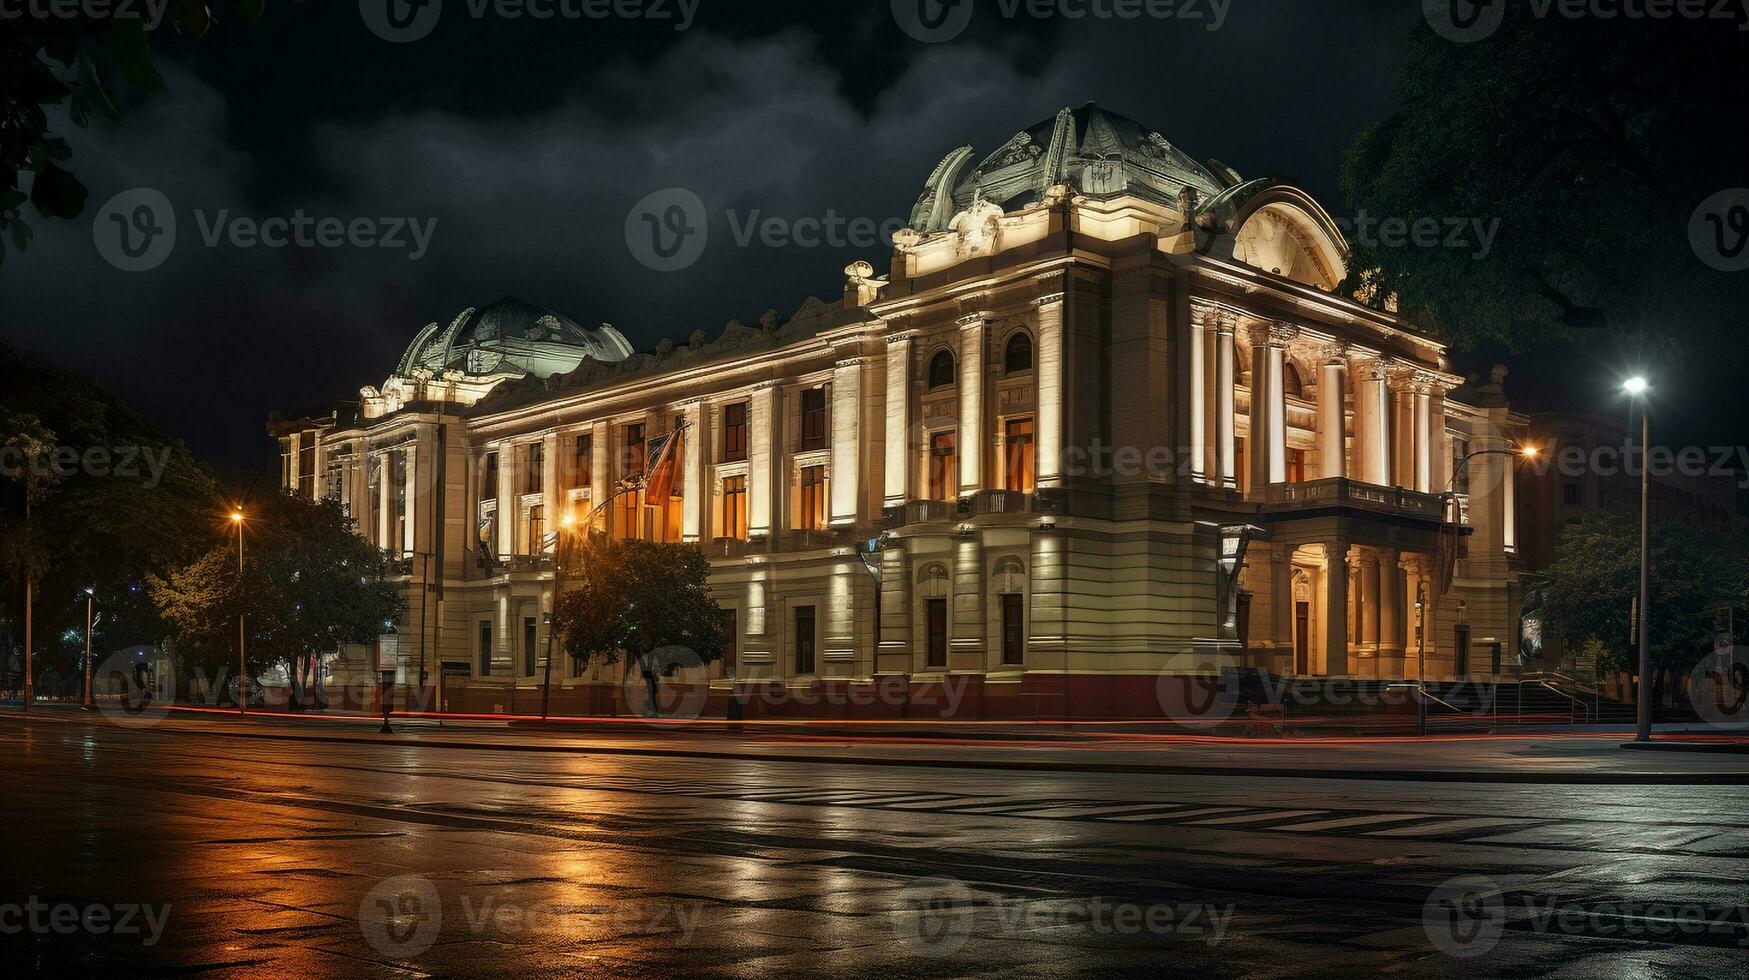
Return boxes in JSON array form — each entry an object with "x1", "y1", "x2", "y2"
[
  {"x1": 798, "y1": 465, "x2": 827, "y2": 531},
  {"x1": 720, "y1": 475, "x2": 748, "y2": 540},
  {"x1": 929, "y1": 432, "x2": 957, "y2": 500},
  {"x1": 722, "y1": 403, "x2": 748, "y2": 462},
  {"x1": 1005, "y1": 417, "x2": 1035, "y2": 492}
]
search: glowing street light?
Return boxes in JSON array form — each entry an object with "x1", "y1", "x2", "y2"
[
  {"x1": 82, "y1": 587, "x2": 94, "y2": 709},
  {"x1": 1623, "y1": 376, "x2": 1652, "y2": 741},
  {"x1": 231, "y1": 508, "x2": 247, "y2": 714}
]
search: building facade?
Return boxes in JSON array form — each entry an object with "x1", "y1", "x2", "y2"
[{"x1": 272, "y1": 104, "x2": 1528, "y2": 718}]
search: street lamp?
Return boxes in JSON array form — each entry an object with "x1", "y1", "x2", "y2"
[
  {"x1": 82, "y1": 587, "x2": 94, "y2": 709},
  {"x1": 231, "y1": 510, "x2": 246, "y2": 715},
  {"x1": 1624, "y1": 376, "x2": 1652, "y2": 741}
]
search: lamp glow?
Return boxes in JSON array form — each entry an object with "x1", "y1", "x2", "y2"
[
  {"x1": 230, "y1": 511, "x2": 244, "y2": 523},
  {"x1": 1623, "y1": 376, "x2": 1649, "y2": 396}
]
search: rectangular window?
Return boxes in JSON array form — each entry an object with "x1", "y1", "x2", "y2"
[
  {"x1": 527, "y1": 504, "x2": 544, "y2": 555},
  {"x1": 623, "y1": 423, "x2": 646, "y2": 481},
  {"x1": 478, "y1": 621, "x2": 493, "y2": 676},
  {"x1": 926, "y1": 598, "x2": 948, "y2": 668},
  {"x1": 721, "y1": 475, "x2": 748, "y2": 539},
  {"x1": 1004, "y1": 417, "x2": 1035, "y2": 493},
  {"x1": 1562, "y1": 482, "x2": 1581, "y2": 506},
  {"x1": 483, "y1": 452, "x2": 499, "y2": 501},
  {"x1": 722, "y1": 403, "x2": 748, "y2": 462},
  {"x1": 392, "y1": 451, "x2": 407, "y2": 554},
  {"x1": 572, "y1": 434, "x2": 592, "y2": 489},
  {"x1": 1285, "y1": 448, "x2": 1307, "y2": 484},
  {"x1": 794, "y1": 605, "x2": 816, "y2": 675},
  {"x1": 929, "y1": 431, "x2": 957, "y2": 501},
  {"x1": 523, "y1": 617, "x2": 538, "y2": 676},
  {"x1": 526, "y1": 443, "x2": 544, "y2": 494},
  {"x1": 1001, "y1": 594, "x2": 1025, "y2": 666},
  {"x1": 799, "y1": 465, "x2": 826, "y2": 531},
  {"x1": 800, "y1": 387, "x2": 828, "y2": 451},
  {"x1": 299, "y1": 436, "x2": 317, "y2": 499},
  {"x1": 1234, "y1": 438, "x2": 1248, "y2": 495},
  {"x1": 722, "y1": 609, "x2": 737, "y2": 675}
]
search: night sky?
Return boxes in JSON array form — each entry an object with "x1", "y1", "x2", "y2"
[{"x1": 1, "y1": 1, "x2": 1737, "y2": 466}]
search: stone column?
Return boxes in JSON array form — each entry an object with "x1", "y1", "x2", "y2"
[
  {"x1": 1351, "y1": 355, "x2": 1390, "y2": 486},
  {"x1": 884, "y1": 333, "x2": 914, "y2": 505},
  {"x1": 877, "y1": 544, "x2": 911, "y2": 673},
  {"x1": 540, "y1": 432, "x2": 559, "y2": 547},
  {"x1": 747, "y1": 383, "x2": 781, "y2": 537},
  {"x1": 496, "y1": 443, "x2": 515, "y2": 556},
  {"x1": 1391, "y1": 373, "x2": 1417, "y2": 489},
  {"x1": 1318, "y1": 350, "x2": 1348, "y2": 480},
  {"x1": 831, "y1": 357, "x2": 862, "y2": 525},
  {"x1": 1188, "y1": 306, "x2": 1208, "y2": 484},
  {"x1": 957, "y1": 313, "x2": 987, "y2": 494},
  {"x1": 1414, "y1": 385, "x2": 1434, "y2": 493},
  {"x1": 1360, "y1": 550, "x2": 1381, "y2": 649},
  {"x1": 680, "y1": 400, "x2": 705, "y2": 542},
  {"x1": 1216, "y1": 316, "x2": 1237, "y2": 489},
  {"x1": 950, "y1": 536, "x2": 984, "y2": 668},
  {"x1": 1378, "y1": 546, "x2": 1402, "y2": 677},
  {"x1": 401, "y1": 444, "x2": 418, "y2": 556},
  {"x1": 1270, "y1": 544, "x2": 1294, "y2": 666},
  {"x1": 1324, "y1": 541, "x2": 1350, "y2": 677},
  {"x1": 1248, "y1": 321, "x2": 1295, "y2": 490},
  {"x1": 589, "y1": 421, "x2": 609, "y2": 521},
  {"x1": 376, "y1": 452, "x2": 393, "y2": 551},
  {"x1": 1034, "y1": 292, "x2": 1065, "y2": 488}
]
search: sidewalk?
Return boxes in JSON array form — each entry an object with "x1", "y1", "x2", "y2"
[{"x1": 4, "y1": 702, "x2": 1747, "y2": 783}]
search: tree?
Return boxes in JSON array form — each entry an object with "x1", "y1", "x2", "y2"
[
  {"x1": 0, "y1": 346, "x2": 215, "y2": 699},
  {"x1": 151, "y1": 491, "x2": 402, "y2": 708},
  {"x1": 556, "y1": 537, "x2": 727, "y2": 716},
  {"x1": 1, "y1": 2, "x2": 294, "y2": 264},
  {"x1": 1340, "y1": 15, "x2": 1749, "y2": 350},
  {"x1": 1541, "y1": 510, "x2": 1746, "y2": 716}
]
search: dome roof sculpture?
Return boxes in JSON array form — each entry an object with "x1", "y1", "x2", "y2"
[
  {"x1": 395, "y1": 296, "x2": 635, "y2": 380},
  {"x1": 907, "y1": 102, "x2": 1256, "y2": 234}
]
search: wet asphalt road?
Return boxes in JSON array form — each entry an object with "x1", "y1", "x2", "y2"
[{"x1": 3, "y1": 716, "x2": 1747, "y2": 978}]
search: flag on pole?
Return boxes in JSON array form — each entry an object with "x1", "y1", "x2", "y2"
[{"x1": 644, "y1": 424, "x2": 683, "y2": 501}]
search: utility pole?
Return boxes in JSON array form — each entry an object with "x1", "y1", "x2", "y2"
[
  {"x1": 1635, "y1": 402, "x2": 1652, "y2": 741},
  {"x1": 22, "y1": 492, "x2": 30, "y2": 714},
  {"x1": 233, "y1": 511, "x2": 246, "y2": 715},
  {"x1": 83, "y1": 588, "x2": 94, "y2": 708}
]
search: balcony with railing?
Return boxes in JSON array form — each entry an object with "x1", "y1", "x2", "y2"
[{"x1": 1261, "y1": 478, "x2": 1446, "y2": 524}]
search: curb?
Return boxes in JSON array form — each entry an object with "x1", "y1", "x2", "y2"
[
  {"x1": 1620, "y1": 740, "x2": 1749, "y2": 754},
  {"x1": 9, "y1": 712, "x2": 1747, "y2": 784}
]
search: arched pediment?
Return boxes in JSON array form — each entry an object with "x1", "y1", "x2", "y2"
[{"x1": 1225, "y1": 187, "x2": 1349, "y2": 290}]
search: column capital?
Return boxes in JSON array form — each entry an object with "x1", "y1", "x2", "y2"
[
  {"x1": 1032, "y1": 291, "x2": 1066, "y2": 309},
  {"x1": 834, "y1": 355, "x2": 866, "y2": 368},
  {"x1": 956, "y1": 311, "x2": 989, "y2": 331},
  {"x1": 1389, "y1": 365, "x2": 1440, "y2": 394},
  {"x1": 886, "y1": 329, "x2": 920, "y2": 345},
  {"x1": 1319, "y1": 342, "x2": 1354, "y2": 364},
  {"x1": 1245, "y1": 319, "x2": 1299, "y2": 348},
  {"x1": 1269, "y1": 543, "x2": 1293, "y2": 562}
]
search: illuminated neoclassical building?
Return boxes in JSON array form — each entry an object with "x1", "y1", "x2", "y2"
[{"x1": 273, "y1": 104, "x2": 1527, "y2": 717}]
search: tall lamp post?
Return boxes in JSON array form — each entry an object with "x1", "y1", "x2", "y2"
[
  {"x1": 1624, "y1": 376, "x2": 1652, "y2": 741},
  {"x1": 231, "y1": 510, "x2": 246, "y2": 715},
  {"x1": 82, "y1": 587, "x2": 94, "y2": 708}
]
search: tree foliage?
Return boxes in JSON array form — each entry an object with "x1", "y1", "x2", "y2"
[
  {"x1": 0, "y1": 345, "x2": 216, "y2": 684},
  {"x1": 150, "y1": 491, "x2": 402, "y2": 704},
  {"x1": 557, "y1": 537, "x2": 727, "y2": 712},
  {"x1": 1340, "y1": 15, "x2": 1749, "y2": 349},
  {"x1": 1542, "y1": 509, "x2": 1746, "y2": 691},
  {"x1": 1, "y1": 1, "x2": 292, "y2": 263}
]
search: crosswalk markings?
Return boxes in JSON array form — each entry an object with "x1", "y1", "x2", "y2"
[
  {"x1": 1365, "y1": 816, "x2": 1531, "y2": 837},
  {"x1": 1275, "y1": 812, "x2": 1438, "y2": 833},
  {"x1": 1183, "y1": 809, "x2": 1328, "y2": 826},
  {"x1": 1099, "y1": 806, "x2": 1247, "y2": 822}
]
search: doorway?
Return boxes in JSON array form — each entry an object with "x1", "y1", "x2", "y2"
[{"x1": 1295, "y1": 601, "x2": 1311, "y2": 674}]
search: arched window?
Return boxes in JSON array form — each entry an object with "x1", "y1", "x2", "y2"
[
  {"x1": 1282, "y1": 363, "x2": 1304, "y2": 400},
  {"x1": 927, "y1": 349, "x2": 957, "y2": 389},
  {"x1": 1004, "y1": 332, "x2": 1033, "y2": 374}
]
